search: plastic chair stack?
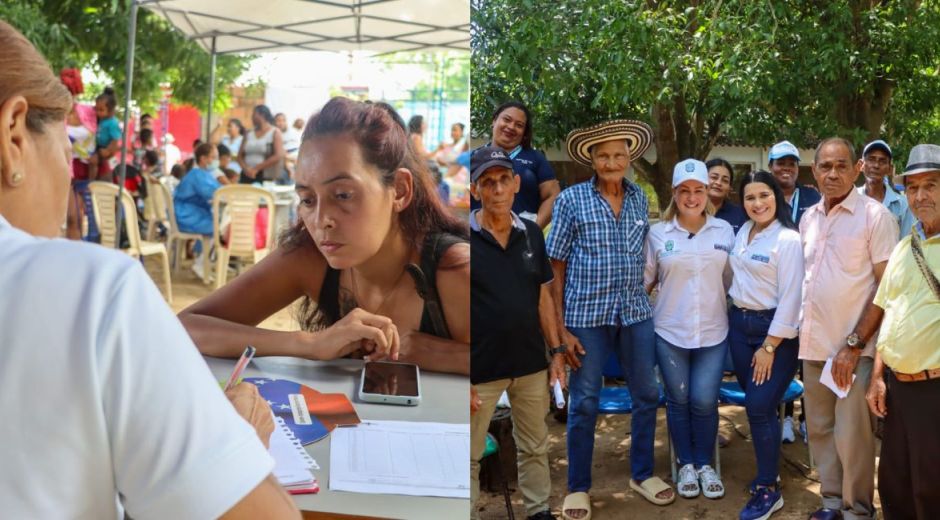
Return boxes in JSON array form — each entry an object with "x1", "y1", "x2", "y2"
[{"x1": 211, "y1": 185, "x2": 275, "y2": 288}]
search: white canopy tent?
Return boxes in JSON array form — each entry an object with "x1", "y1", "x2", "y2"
[{"x1": 112, "y1": 0, "x2": 468, "y2": 241}]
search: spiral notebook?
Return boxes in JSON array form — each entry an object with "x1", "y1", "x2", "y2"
[{"x1": 270, "y1": 416, "x2": 320, "y2": 494}]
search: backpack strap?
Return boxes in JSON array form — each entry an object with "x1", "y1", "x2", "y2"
[{"x1": 405, "y1": 232, "x2": 467, "y2": 339}]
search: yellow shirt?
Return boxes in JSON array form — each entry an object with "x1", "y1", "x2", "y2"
[{"x1": 873, "y1": 226, "x2": 940, "y2": 373}]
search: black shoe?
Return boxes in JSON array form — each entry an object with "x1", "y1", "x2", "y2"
[
  {"x1": 808, "y1": 508, "x2": 842, "y2": 520},
  {"x1": 527, "y1": 510, "x2": 556, "y2": 520}
]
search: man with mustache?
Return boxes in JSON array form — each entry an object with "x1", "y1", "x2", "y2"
[
  {"x1": 798, "y1": 138, "x2": 899, "y2": 520},
  {"x1": 864, "y1": 143, "x2": 940, "y2": 520}
]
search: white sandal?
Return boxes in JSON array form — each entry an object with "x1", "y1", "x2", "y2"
[
  {"x1": 677, "y1": 464, "x2": 700, "y2": 498},
  {"x1": 697, "y1": 465, "x2": 725, "y2": 499}
]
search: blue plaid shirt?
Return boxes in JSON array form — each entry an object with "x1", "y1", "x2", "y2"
[{"x1": 547, "y1": 177, "x2": 653, "y2": 328}]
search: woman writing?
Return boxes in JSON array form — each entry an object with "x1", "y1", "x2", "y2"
[
  {"x1": 644, "y1": 159, "x2": 735, "y2": 500},
  {"x1": 0, "y1": 19, "x2": 298, "y2": 518},
  {"x1": 728, "y1": 171, "x2": 803, "y2": 520},
  {"x1": 179, "y1": 97, "x2": 470, "y2": 375}
]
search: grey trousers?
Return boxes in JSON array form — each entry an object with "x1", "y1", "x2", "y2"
[{"x1": 803, "y1": 358, "x2": 877, "y2": 520}]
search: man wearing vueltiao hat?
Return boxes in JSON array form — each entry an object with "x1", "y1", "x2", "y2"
[{"x1": 546, "y1": 119, "x2": 675, "y2": 520}]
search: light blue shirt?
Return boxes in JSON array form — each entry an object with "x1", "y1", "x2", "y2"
[
  {"x1": 174, "y1": 167, "x2": 220, "y2": 235},
  {"x1": 858, "y1": 183, "x2": 916, "y2": 238}
]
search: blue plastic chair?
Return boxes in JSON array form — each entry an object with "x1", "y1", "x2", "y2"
[{"x1": 719, "y1": 379, "x2": 813, "y2": 468}]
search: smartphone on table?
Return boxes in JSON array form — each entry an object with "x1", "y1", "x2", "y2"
[{"x1": 358, "y1": 361, "x2": 421, "y2": 406}]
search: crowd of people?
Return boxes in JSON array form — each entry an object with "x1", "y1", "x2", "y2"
[{"x1": 470, "y1": 100, "x2": 938, "y2": 520}]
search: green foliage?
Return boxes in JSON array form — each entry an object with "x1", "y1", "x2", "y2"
[
  {"x1": 377, "y1": 51, "x2": 470, "y2": 102},
  {"x1": 472, "y1": 0, "x2": 940, "y2": 207},
  {"x1": 2, "y1": 0, "x2": 251, "y2": 113}
]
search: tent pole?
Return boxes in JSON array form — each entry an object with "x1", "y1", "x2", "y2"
[
  {"x1": 115, "y1": 0, "x2": 139, "y2": 247},
  {"x1": 207, "y1": 35, "x2": 217, "y2": 142}
]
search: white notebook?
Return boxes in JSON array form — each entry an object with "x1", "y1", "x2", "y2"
[{"x1": 270, "y1": 415, "x2": 318, "y2": 486}]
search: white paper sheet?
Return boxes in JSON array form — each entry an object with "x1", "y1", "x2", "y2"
[
  {"x1": 329, "y1": 420, "x2": 470, "y2": 498},
  {"x1": 821, "y1": 357, "x2": 856, "y2": 399}
]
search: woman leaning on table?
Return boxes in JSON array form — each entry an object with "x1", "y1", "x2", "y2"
[
  {"x1": 0, "y1": 20, "x2": 298, "y2": 519},
  {"x1": 179, "y1": 97, "x2": 470, "y2": 376},
  {"x1": 727, "y1": 170, "x2": 803, "y2": 520},
  {"x1": 643, "y1": 158, "x2": 735, "y2": 502}
]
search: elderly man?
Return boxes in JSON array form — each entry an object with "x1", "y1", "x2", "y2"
[
  {"x1": 469, "y1": 145, "x2": 565, "y2": 520},
  {"x1": 865, "y1": 143, "x2": 940, "y2": 520},
  {"x1": 547, "y1": 120, "x2": 674, "y2": 519},
  {"x1": 857, "y1": 139, "x2": 916, "y2": 238},
  {"x1": 799, "y1": 138, "x2": 899, "y2": 520}
]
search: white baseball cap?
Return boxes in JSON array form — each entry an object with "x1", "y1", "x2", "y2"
[{"x1": 672, "y1": 159, "x2": 708, "y2": 187}]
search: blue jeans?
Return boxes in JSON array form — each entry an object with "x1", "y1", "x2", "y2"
[
  {"x1": 567, "y1": 320, "x2": 659, "y2": 492},
  {"x1": 655, "y1": 334, "x2": 727, "y2": 468},
  {"x1": 728, "y1": 307, "x2": 799, "y2": 486}
]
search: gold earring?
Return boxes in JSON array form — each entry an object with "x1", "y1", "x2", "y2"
[{"x1": 10, "y1": 171, "x2": 24, "y2": 186}]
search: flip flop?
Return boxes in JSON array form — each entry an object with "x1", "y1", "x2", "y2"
[
  {"x1": 561, "y1": 491, "x2": 591, "y2": 520},
  {"x1": 630, "y1": 476, "x2": 676, "y2": 506}
]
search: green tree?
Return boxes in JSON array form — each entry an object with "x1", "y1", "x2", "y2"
[
  {"x1": 2, "y1": 0, "x2": 251, "y2": 114},
  {"x1": 472, "y1": 0, "x2": 940, "y2": 208},
  {"x1": 377, "y1": 51, "x2": 470, "y2": 102}
]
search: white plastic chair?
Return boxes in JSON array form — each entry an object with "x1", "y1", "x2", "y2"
[
  {"x1": 87, "y1": 181, "x2": 173, "y2": 302},
  {"x1": 160, "y1": 182, "x2": 211, "y2": 284},
  {"x1": 211, "y1": 185, "x2": 275, "y2": 288},
  {"x1": 142, "y1": 175, "x2": 168, "y2": 241}
]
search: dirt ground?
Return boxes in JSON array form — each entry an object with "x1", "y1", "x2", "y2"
[{"x1": 477, "y1": 398, "x2": 883, "y2": 520}]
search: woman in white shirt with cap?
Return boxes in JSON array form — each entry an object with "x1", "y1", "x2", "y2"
[
  {"x1": 644, "y1": 159, "x2": 735, "y2": 500},
  {"x1": 728, "y1": 170, "x2": 803, "y2": 520}
]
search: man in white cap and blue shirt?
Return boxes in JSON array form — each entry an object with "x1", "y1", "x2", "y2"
[
  {"x1": 769, "y1": 140, "x2": 822, "y2": 225},
  {"x1": 769, "y1": 139, "x2": 820, "y2": 444},
  {"x1": 865, "y1": 143, "x2": 940, "y2": 519},
  {"x1": 857, "y1": 139, "x2": 916, "y2": 237}
]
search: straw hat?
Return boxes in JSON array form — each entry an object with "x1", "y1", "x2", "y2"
[{"x1": 565, "y1": 119, "x2": 654, "y2": 167}]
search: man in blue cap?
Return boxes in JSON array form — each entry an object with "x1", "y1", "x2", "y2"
[
  {"x1": 769, "y1": 140, "x2": 821, "y2": 225},
  {"x1": 769, "y1": 140, "x2": 820, "y2": 444},
  {"x1": 857, "y1": 139, "x2": 916, "y2": 238}
]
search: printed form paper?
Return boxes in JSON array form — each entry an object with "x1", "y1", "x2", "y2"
[{"x1": 329, "y1": 420, "x2": 470, "y2": 498}]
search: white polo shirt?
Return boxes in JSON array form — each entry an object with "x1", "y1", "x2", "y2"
[
  {"x1": 0, "y1": 215, "x2": 273, "y2": 519},
  {"x1": 644, "y1": 216, "x2": 735, "y2": 349},
  {"x1": 728, "y1": 220, "x2": 804, "y2": 339}
]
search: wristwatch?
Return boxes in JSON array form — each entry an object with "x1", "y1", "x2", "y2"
[
  {"x1": 762, "y1": 342, "x2": 777, "y2": 354},
  {"x1": 846, "y1": 332, "x2": 863, "y2": 350},
  {"x1": 549, "y1": 344, "x2": 568, "y2": 356}
]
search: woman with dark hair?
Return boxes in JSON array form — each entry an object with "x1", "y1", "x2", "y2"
[
  {"x1": 407, "y1": 114, "x2": 433, "y2": 161},
  {"x1": 728, "y1": 170, "x2": 803, "y2": 520},
  {"x1": 179, "y1": 97, "x2": 470, "y2": 375},
  {"x1": 174, "y1": 142, "x2": 223, "y2": 280},
  {"x1": 214, "y1": 118, "x2": 246, "y2": 177},
  {"x1": 472, "y1": 101, "x2": 559, "y2": 228},
  {"x1": 706, "y1": 157, "x2": 747, "y2": 235},
  {"x1": 237, "y1": 105, "x2": 284, "y2": 184}
]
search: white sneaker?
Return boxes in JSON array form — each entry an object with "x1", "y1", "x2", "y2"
[
  {"x1": 677, "y1": 463, "x2": 700, "y2": 498},
  {"x1": 191, "y1": 253, "x2": 206, "y2": 281},
  {"x1": 697, "y1": 465, "x2": 725, "y2": 499},
  {"x1": 781, "y1": 417, "x2": 795, "y2": 444}
]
